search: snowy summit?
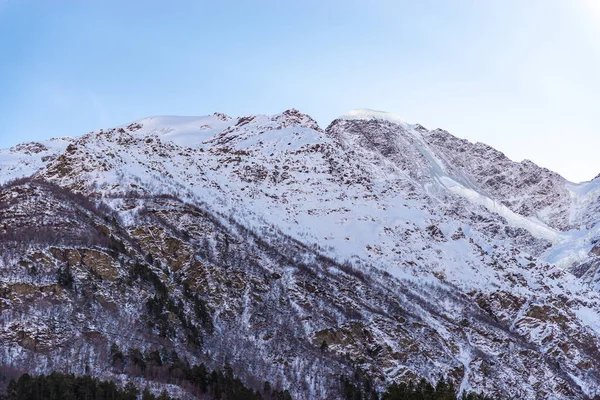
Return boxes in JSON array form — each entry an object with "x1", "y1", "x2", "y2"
[{"x1": 339, "y1": 108, "x2": 409, "y2": 127}]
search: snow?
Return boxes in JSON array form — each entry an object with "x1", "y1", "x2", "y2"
[
  {"x1": 339, "y1": 108, "x2": 409, "y2": 127},
  {"x1": 574, "y1": 306, "x2": 600, "y2": 333},
  {"x1": 0, "y1": 138, "x2": 72, "y2": 185},
  {"x1": 566, "y1": 180, "x2": 600, "y2": 228},
  {"x1": 439, "y1": 176, "x2": 560, "y2": 242},
  {"x1": 541, "y1": 226, "x2": 598, "y2": 269},
  {"x1": 124, "y1": 114, "x2": 235, "y2": 149}
]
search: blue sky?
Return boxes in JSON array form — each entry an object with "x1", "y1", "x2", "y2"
[{"x1": 1, "y1": 0, "x2": 599, "y2": 182}]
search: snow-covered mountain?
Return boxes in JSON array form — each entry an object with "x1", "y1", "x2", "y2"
[{"x1": 2, "y1": 108, "x2": 600, "y2": 399}]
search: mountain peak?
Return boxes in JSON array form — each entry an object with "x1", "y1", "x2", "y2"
[
  {"x1": 339, "y1": 108, "x2": 409, "y2": 127},
  {"x1": 272, "y1": 108, "x2": 321, "y2": 131}
]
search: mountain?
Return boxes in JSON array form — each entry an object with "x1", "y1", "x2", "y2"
[{"x1": 2, "y1": 108, "x2": 600, "y2": 399}]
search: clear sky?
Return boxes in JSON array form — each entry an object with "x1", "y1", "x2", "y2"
[{"x1": 1, "y1": 0, "x2": 599, "y2": 182}]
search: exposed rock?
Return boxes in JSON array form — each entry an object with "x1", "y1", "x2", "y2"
[{"x1": 82, "y1": 250, "x2": 117, "y2": 281}]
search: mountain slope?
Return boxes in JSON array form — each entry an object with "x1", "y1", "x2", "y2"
[{"x1": 2, "y1": 109, "x2": 600, "y2": 399}]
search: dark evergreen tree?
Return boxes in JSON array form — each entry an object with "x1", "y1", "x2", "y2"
[
  {"x1": 142, "y1": 387, "x2": 156, "y2": 400},
  {"x1": 56, "y1": 265, "x2": 74, "y2": 288}
]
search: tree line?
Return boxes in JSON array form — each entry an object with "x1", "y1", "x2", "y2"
[
  {"x1": 0, "y1": 362, "x2": 291, "y2": 400},
  {"x1": 1, "y1": 362, "x2": 501, "y2": 400},
  {"x1": 340, "y1": 372, "x2": 496, "y2": 400}
]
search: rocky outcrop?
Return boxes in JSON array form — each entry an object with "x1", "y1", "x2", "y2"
[
  {"x1": 591, "y1": 243, "x2": 600, "y2": 257},
  {"x1": 82, "y1": 250, "x2": 118, "y2": 281}
]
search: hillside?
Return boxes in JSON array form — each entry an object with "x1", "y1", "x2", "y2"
[{"x1": 1, "y1": 109, "x2": 600, "y2": 399}]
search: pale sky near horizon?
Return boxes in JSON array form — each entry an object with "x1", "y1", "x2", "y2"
[{"x1": 1, "y1": 0, "x2": 599, "y2": 182}]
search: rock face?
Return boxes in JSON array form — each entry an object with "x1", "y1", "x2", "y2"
[
  {"x1": 81, "y1": 250, "x2": 118, "y2": 281},
  {"x1": 591, "y1": 243, "x2": 600, "y2": 257},
  {"x1": 422, "y1": 129, "x2": 573, "y2": 231},
  {"x1": 2, "y1": 109, "x2": 600, "y2": 399}
]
